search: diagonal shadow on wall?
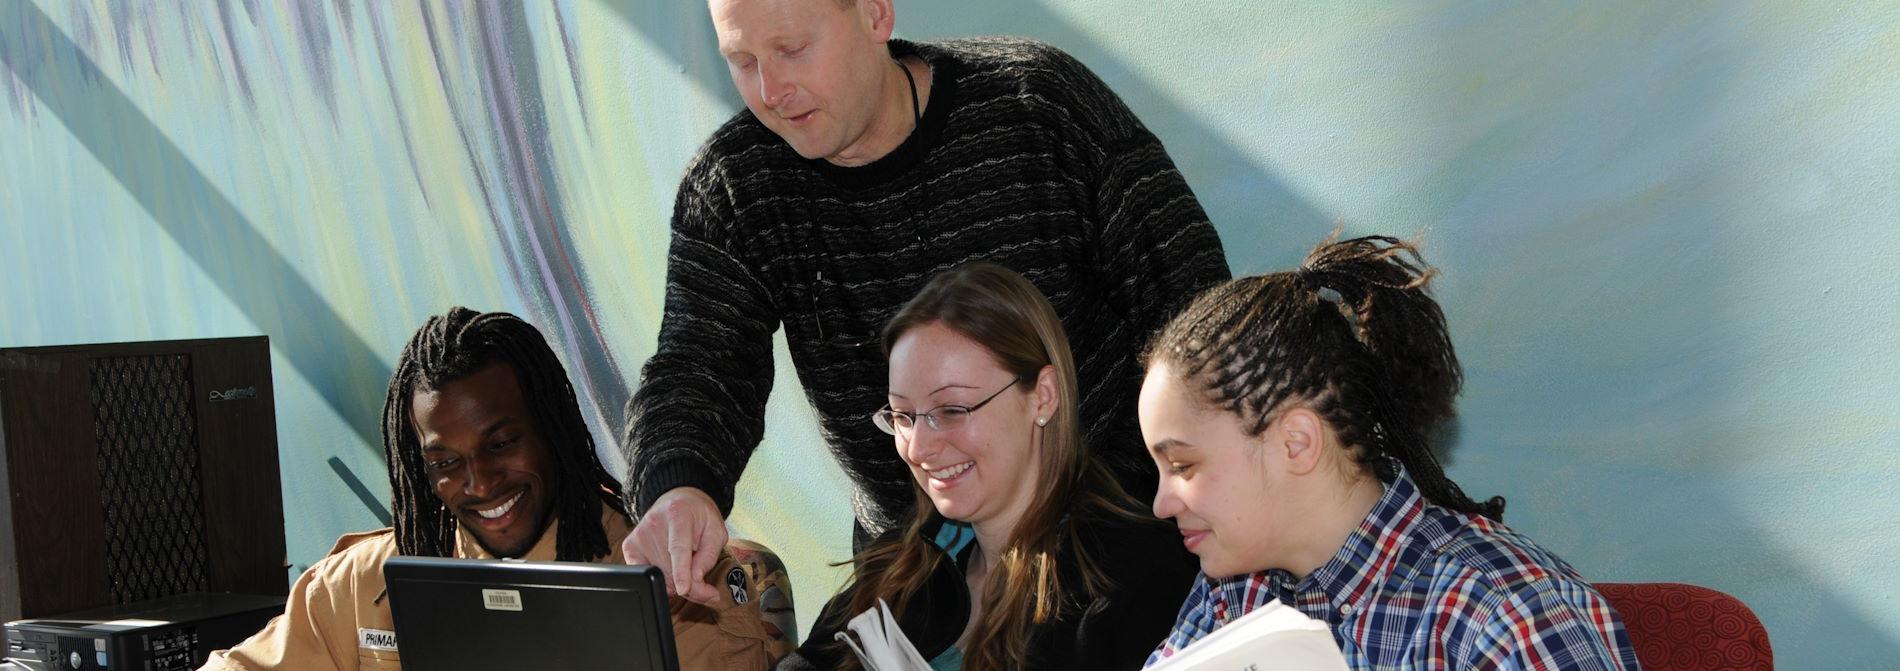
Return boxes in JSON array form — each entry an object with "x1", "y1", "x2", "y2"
[
  {"x1": 0, "y1": 1, "x2": 388, "y2": 465},
  {"x1": 1411, "y1": 3, "x2": 1900, "y2": 663}
]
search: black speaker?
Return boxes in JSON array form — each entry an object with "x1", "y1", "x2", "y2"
[{"x1": 0, "y1": 336, "x2": 287, "y2": 623}]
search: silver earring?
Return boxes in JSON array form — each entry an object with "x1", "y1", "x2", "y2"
[{"x1": 1036, "y1": 417, "x2": 1047, "y2": 427}]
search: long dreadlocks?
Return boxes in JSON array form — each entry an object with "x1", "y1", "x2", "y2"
[
  {"x1": 1143, "y1": 235, "x2": 1506, "y2": 520},
  {"x1": 382, "y1": 307, "x2": 630, "y2": 560}
]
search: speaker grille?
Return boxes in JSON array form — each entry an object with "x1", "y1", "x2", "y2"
[{"x1": 89, "y1": 354, "x2": 212, "y2": 603}]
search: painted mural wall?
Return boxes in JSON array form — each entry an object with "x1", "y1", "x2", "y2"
[{"x1": 3, "y1": 1, "x2": 1895, "y2": 666}]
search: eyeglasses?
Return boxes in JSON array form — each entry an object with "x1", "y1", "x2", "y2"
[{"x1": 872, "y1": 378, "x2": 1021, "y2": 436}]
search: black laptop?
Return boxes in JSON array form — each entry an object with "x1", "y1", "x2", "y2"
[{"x1": 383, "y1": 557, "x2": 678, "y2": 671}]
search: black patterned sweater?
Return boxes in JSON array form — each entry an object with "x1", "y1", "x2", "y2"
[{"x1": 624, "y1": 37, "x2": 1230, "y2": 535}]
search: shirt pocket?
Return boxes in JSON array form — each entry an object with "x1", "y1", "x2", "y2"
[{"x1": 356, "y1": 650, "x2": 402, "y2": 670}]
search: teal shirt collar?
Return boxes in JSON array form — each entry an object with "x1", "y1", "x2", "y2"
[{"x1": 924, "y1": 515, "x2": 979, "y2": 568}]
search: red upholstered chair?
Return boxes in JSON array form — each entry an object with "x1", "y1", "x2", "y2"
[{"x1": 1594, "y1": 582, "x2": 1773, "y2": 670}]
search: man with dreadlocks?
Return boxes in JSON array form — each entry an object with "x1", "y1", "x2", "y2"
[
  {"x1": 204, "y1": 308, "x2": 790, "y2": 671},
  {"x1": 1137, "y1": 237, "x2": 1639, "y2": 669}
]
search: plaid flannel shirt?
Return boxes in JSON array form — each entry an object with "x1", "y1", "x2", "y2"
[{"x1": 1146, "y1": 468, "x2": 1640, "y2": 670}]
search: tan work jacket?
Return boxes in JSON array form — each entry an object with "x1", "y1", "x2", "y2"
[{"x1": 202, "y1": 510, "x2": 784, "y2": 670}]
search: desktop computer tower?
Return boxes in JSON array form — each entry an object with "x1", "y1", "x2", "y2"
[
  {"x1": 0, "y1": 336, "x2": 287, "y2": 624},
  {"x1": 5, "y1": 592, "x2": 286, "y2": 670}
]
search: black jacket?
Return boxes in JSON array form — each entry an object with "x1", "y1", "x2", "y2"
[{"x1": 777, "y1": 511, "x2": 1198, "y2": 670}]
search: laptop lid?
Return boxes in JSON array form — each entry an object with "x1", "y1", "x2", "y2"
[{"x1": 383, "y1": 557, "x2": 678, "y2": 671}]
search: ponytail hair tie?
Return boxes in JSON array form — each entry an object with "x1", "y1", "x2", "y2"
[
  {"x1": 1297, "y1": 266, "x2": 1346, "y2": 304},
  {"x1": 1297, "y1": 267, "x2": 1364, "y2": 337}
]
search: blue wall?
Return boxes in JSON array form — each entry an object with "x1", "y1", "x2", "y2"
[{"x1": 3, "y1": 1, "x2": 1895, "y2": 665}]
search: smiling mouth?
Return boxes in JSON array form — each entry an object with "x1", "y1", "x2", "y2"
[
  {"x1": 472, "y1": 490, "x2": 523, "y2": 520},
  {"x1": 927, "y1": 461, "x2": 973, "y2": 480}
]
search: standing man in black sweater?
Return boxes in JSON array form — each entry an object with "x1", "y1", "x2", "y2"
[{"x1": 623, "y1": 0, "x2": 1230, "y2": 605}]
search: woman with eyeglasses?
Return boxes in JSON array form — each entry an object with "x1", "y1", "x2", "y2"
[
  {"x1": 775, "y1": 262, "x2": 1198, "y2": 671},
  {"x1": 1139, "y1": 236, "x2": 1638, "y2": 669}
]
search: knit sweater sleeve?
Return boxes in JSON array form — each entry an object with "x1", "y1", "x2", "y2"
[
  {"x1": 1091, "y1": 128, "x2": 1230, "y2": 345},
  {"x1": 1032, "y1": 43, "x2": 1232, "y2": 344},
  {"x1": 622, "y1": 155, "x2": 778, "y2": 518}
]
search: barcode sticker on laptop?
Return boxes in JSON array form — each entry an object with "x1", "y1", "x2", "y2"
[{"x1": 482, "y1": 589, "x2": 523, "y2": 611}]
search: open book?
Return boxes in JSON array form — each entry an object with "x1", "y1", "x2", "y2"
[
  {"x1": 834, "y1": 598, "x2": 931, "y2": 671},
  {"x1": 1147, "y1": 599, "x2": 1350, "y2": 671}
]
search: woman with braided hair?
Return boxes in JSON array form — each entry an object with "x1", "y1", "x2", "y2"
[{"x1": 1139, "y1": 236, "x2": 1640, "y2": 670}]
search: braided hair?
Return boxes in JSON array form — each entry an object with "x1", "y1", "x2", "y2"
[
  {"x1": 1143, "y1": 235, "x2": 1505, "y2": 520},
  {"x1": 382, "y1": 307, "x2": 630, "y2": 560}
]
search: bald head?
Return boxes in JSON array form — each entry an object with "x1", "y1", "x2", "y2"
[
  {"x1": 708, "y1": 0, "x2": 905, "y2": 165},
  {"x1": 708, "y1": 0, "x2": 857, "y2": 12}
]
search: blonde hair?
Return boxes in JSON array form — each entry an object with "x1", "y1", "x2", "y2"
[{"x1": 828, "y1": 262, "x2": 1148, "y2": 670}]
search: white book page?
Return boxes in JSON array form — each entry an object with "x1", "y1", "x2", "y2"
[
  {"x1": 834, "y1": 598, "x2": 932, "y2": 671},
  {"x1": 1149, "y1": 600, "x2": 1350, "y2": 671}
]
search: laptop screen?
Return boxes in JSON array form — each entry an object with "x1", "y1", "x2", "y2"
[{"x1": 384, "y1": 557, "x2": 678, "y2": 671}]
